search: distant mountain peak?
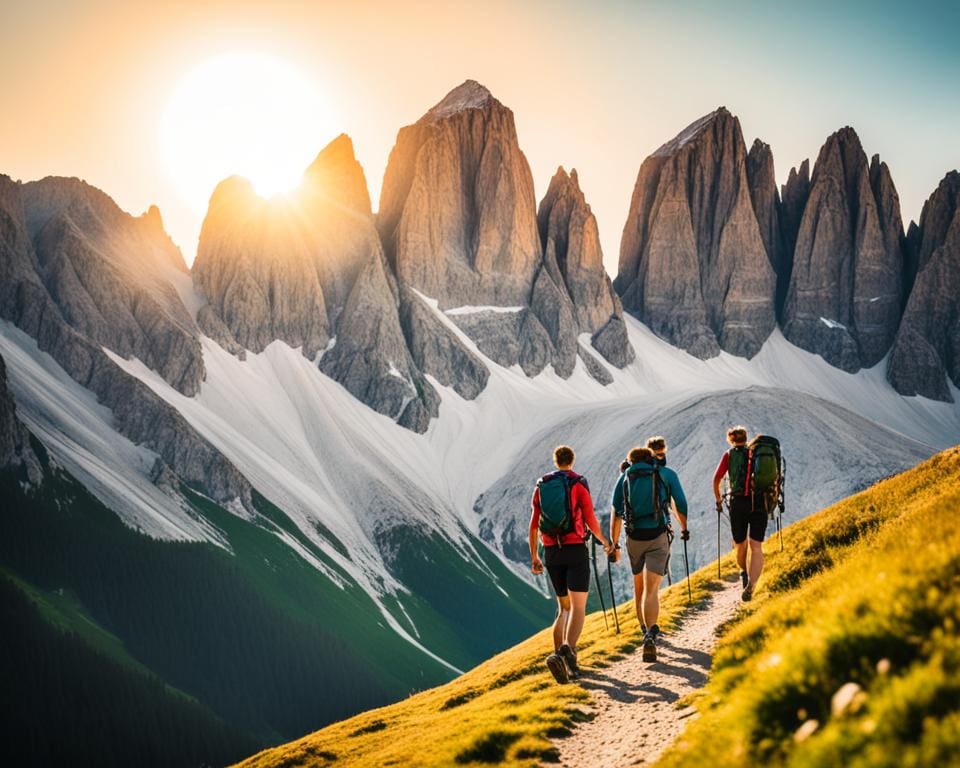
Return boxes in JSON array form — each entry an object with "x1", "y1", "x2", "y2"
[
  {"x1": 651, "y1": 106, "x2": 734, "y2": 157},
  {"x1": 424, "y1": 79, "x2": 494, "y2": 121}
]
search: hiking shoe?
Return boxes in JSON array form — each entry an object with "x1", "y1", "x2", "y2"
[
  {"x1": 642, "y1": 625, "x2": 660, "y2": 662},
  {"x1": 740, "y1": 571, "x2": 749, "y2": 589},
  {"x1": 741, "y1": 582, "x2": 754, "y2": 602},
  {"x1": 558, "y1": 644, "x2": 580, "y2": 678},
  {"x1": 545, "y1": 653, "x2": 569, "y2": 684}
]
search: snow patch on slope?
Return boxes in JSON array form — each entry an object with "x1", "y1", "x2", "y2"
[{"x1": 0, "y1": 322, "x2": 223, "y2": 544}]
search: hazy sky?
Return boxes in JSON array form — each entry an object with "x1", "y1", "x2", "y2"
[{"x1": 2, "y1": 0, "x2": 958, "y2": 273}]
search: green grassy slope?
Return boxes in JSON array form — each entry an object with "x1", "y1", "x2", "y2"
[
  {"x1": 0, "y1": 434, "x2": 551, "y2": 765},
  {"x1": 658, "y1": 446, "x2": 960, "y2": 768},
  {"x1": 236, "y1": 447, "x2": 960, "y2": 768}
]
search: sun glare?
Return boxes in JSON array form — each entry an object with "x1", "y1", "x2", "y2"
[{"x1": 160, "y1": 53, "x2": 335, "y2": 207}]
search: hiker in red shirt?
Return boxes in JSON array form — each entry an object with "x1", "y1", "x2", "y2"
[
  {"x1": 529, "y1": 445, "x2": 611, "y2": 684},
  {"x1": 713, "y1": 425, "x2": 766, "y2": 601}
]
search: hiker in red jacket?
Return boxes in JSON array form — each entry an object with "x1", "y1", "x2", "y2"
[
  {"x1": 713, "y1": 426, "x2": 766, "y2": 601},
  {"x1": 529, "y1": 445, "x2": 612, "y2": 684}
]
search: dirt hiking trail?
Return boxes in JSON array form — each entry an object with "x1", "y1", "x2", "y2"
[{"x1": 552, "y1": 579, "x2": 742, "y2": 767}]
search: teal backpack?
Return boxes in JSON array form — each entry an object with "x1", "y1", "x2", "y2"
[
  {"x1": 537, "y1": 472, "x2": 585, "y2": 541},
  {"x1": 622, "y1": 464, "x2": 669, "y2": 535}
]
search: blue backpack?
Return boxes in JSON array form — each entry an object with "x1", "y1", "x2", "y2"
[{"x1": 623, "y1": 464, "x2": 669, "y2": 535}]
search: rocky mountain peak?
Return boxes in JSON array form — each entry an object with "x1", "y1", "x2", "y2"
[
  {"x1": 536, "y1": 166, "x2": 634, "y2": 370},
  {"x1": 887, "y1": 170, "x2": 960, "y2": 400},
  {"x1": 302, "y1": 133, "x2": 372, "y2": 215},
  {"x1": 616, "y1": 106, "x2": 776, "y2": 359},
  {"x1": 650, "y1": 106, "x2": 733, "y2": 158},
  {"x1": 782, "y1": 126, "x2": 905, "y2": 370},
  {"x1": 424, "y1": 79, "x2": 494, "y2": 122},
  {"x1": 377, "y1": 79, "x2": 540, "y2": 308}
]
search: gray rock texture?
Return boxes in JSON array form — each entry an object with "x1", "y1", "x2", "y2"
[
  {"x1": 399, "y1": 287, "x2": 489, "y2": 400},
  {"x1": 193, "y1": 135, "x2": 440, "y2": 429},
  {"x1": 782, "y1": 128, "x2": 905, "y2": 370},
  {"x1": 0, "y1": 352, "x2": 41, "y2": 482},
  {"x1": 2, "y1": 175, "x2": 205, "y2": 396},
  {"x1": 537, "y1": 167, "x2": 634, "y2": 368},
  {"x1": 746, "y1": 140, "x2": 788, "y2": 314},
  {"x1": 779, "y1": 159, "x2": 811, "y2": 317},
  {"x1": 0, "y1": 174, "x2": 251, "y2": 504},
  {"x1": 887, "y1": 171, "x2": 960, "y2": 401},
  {"x1": 377, "y1": 80, "x2": 542, "y2": 308},
  {"x1": 615, "y1": 108, "x2": 776, "y2": 359}
]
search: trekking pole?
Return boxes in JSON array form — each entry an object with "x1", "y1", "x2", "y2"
[
  {"x1": 591, "y1": 535, "x2": 609, "y2": 631},
  {"x1": 682, "y1": 536, "x2": 692, "y2": 604},
  {"x1": 778, "y1": 458, "x2": 786, "y2": 552},
  {"x1": 665, "y1": 528, "x2": 674, "y2": 586},
  {"x1": 716, "y1": 499, "x2": 722, "y2": 580},
  {"x1": 605, "y1": 550, "x2": 621, "y2": 634}
]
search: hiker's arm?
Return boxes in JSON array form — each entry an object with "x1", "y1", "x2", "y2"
[
  {"x1": 529, "y1": 488, "x2": 543, "y2": 574},
  {"x1": 609, "y1": 476, "x2": 623, "y2": 561},
  {"x1": 610, "y1": 511, "x2": 622, "y2": 562},
  {"x1": 670, "y1": 473, "x2": 689, "y2": 533},
  {"x1": 578, "y1": 485, "x2": 609, "y2": 551},
  {"x1": 712, "y1": 453, "x2": 728, "y2": 502}
]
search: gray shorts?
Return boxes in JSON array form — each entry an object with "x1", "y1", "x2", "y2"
[{"x1": 626, "y1": 532, "x2": 670, "y2": 576}]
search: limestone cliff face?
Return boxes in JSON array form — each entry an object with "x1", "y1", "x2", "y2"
[
  {"x1": 192, "y1": 135, "x2": 441, "y2": 431},
  {"x1": 537, "y1": 168, "x2": 634, "y2": 368},
  {"x1": 782, "y1": 128, "x2": 905, "y2": 370},
  {"x1": 887, "y1": 171, "x2": 960, "y2": 400},
  {"x1": 779, "y1": 159, "x2": 811, "y2": 315},
  {"x1": 377, "y1": 80, "x2": 541, "y2": 309},
  {"x1": 1, "y1": 175, "x2": 205, "y2": 396},
  {"x1": 615, "y1": 108, "x2": 776, "y2": 359},
  {"x1": 746, "y1": 140, "x2": 787, "y2": 313},
  {"x1": 378, "y1": 81, "x2": 624, "y2": 384},
  {"x1": 0, "y1": 174, "x2": 250, "y2": 503}
]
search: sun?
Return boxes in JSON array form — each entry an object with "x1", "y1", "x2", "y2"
[{"x1": 160, "y1": 53, "x2": 335, "y2": 206}]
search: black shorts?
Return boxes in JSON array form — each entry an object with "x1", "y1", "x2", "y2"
[
  {"x1": 729, "y1": 494, "x2": 768, "y2": 543},
  {"x1": 543, "y1": 544, "x2": 590, "y2": 597}
]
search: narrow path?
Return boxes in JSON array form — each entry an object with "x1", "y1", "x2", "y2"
[{"x1": 551, "y1": 580, "x2": 741, "y2": 767}]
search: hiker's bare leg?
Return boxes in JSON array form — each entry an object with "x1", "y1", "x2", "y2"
[
  {"x1": 748, "y1": 539, "x2": 764, "y2": 585},
  {"x1": 734, "y1": 539, "x2": 748, "y2": 572},
  {"x1": 632, "y1": 572, "x2": 645, "y2": 630},
  {"x1": 553, "y1": 595, "x2": 570, "y2": 651},
  {"x1": 642, "y1": 569, "x2": 664, "y2": 629},
  {"x1": 564, "y1": 590, "x2": 589, "y2": 649}
]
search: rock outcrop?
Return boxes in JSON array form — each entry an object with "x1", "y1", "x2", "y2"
[
  {"x1": 2, "y1": 176, "x2": 205, "y2": 396},
  {"x1": 779, "y1": 159, "x2": 811, "y2": 315},
  {"x1": 615, "y1": 108, "x2": 776, "y2": 358},
  {"x1": 193, "y1": 135, "x2": 441, "y2": 430},
  {"x1": 887, "y1": 171, "x2": 960, "y2": 400},
  {"x1": 537, "y1": 168, "x2": 634, "y2": 368},
  {"x1": 0, "y1": 174, "x2": 251, "y2": 502},
  {"x1": 0, "y1": 352, "x2": 41, "y2": 483},
  {"x1": 377, "y1": 81, "x2": 627, "y2": 384},
  {"x1": 746, "y1": 140, "x2": 787, "y2": 311},
  {"x1": 377, "y1": 80, "x2": 541, "y2": 309},
  {"x1": 782, "y1": 128, "x2": 905, "y2": 370}
]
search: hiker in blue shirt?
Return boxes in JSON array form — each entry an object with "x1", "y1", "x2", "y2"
[{"x1": 609, "y1": 446, "x2": 689, "y2": 662}]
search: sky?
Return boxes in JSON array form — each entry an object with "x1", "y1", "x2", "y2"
[{"x1": 2, "y1": 0, "x2": 958, "y2": 274}]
